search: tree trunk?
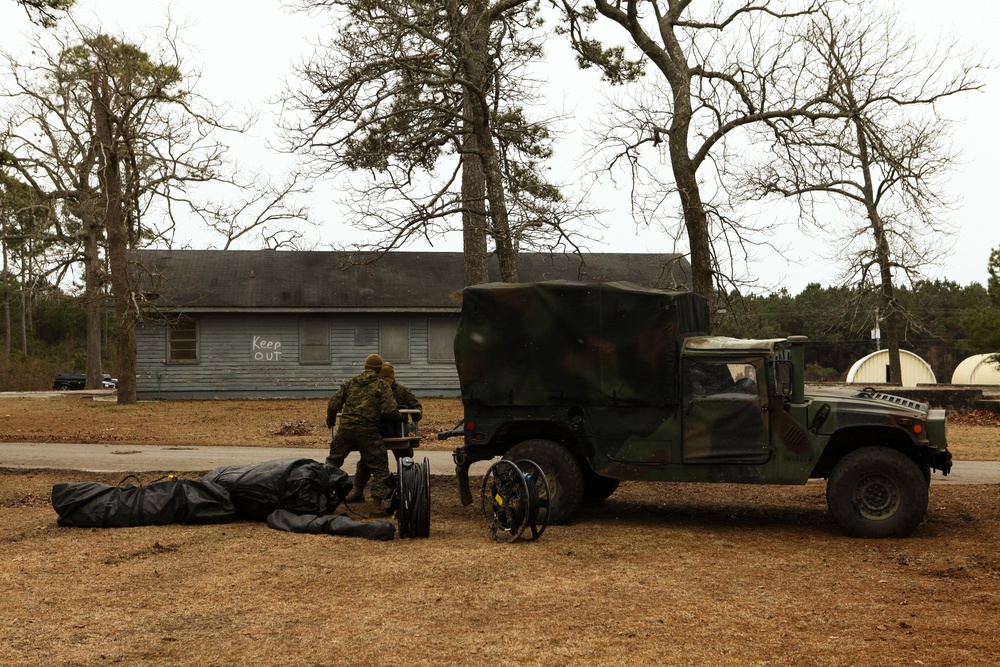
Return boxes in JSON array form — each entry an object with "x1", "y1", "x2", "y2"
[
  {"x1": 93, "y1": 74, "x2": 137, "y2": 404},
  {"x1": 853, "y1": 113, "x2": 902, "y2": 386},
  {"x1": 590, "y1": 0, "x2": 714, "y2": 302},
  {"x1": 461, "y1": 107, "x2": 489, "y2": 286},
  {"x1": 82, "y1": 222, "x2": 104, "y2": 388},
  {"x1": 670, "y1": 138, "x2": 713, "y2": 300},
  {"x1": 2, "y1": 234, "x2": 9, "y2": 357},
  {"x1": 461, "y1": 0, "x2": 518, "y2": 283},
  {"x1": 876, "y1": 237, "x2": 903, "y2": 385},
  {"x1": 475, "y1": 121, "x2": 518, "y2": 282},
  {"x1": 882, "y1": 295, "x2": 903, "y2": 385},
  {"x1": 18, "y1": 257, "x2": 27, "y2": 356}
]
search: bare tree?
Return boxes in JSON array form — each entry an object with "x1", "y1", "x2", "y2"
[
  {"x1": 284, "y1": 0, "x2": 585, "y2": 284},
  {"x1": 736, "y1": 6, "x2": 983, "y2": 384},
  {"x1": 200, "y1": 173, "x2": 315, "y2": 250},
  {"x1": 556, "y1": 0, "x2": 854, "y2": 301},
  {"x1": 0, "y1": 25, "x2": 239, "y2": 403}
]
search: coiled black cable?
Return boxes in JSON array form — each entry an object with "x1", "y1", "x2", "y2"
[{"x1": 397, "y1": 456, "x2": 431, "y2": 538}]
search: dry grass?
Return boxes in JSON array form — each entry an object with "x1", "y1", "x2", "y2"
[
  {"x1": 2, "y1": 470, "x2": 999, "y2": 666},
  {"x1": 0, "y1": 396, "x2": 463, "y2": 450},
  {"x1": 0, "y1": 395, "x2": 995, "y2": 460},
  {"x1": 1, "y1": 395, "x2": 999, "y2": 665}
]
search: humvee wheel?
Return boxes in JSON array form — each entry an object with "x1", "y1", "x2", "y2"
[
  {"x1": 504, "y1": 439, "x2": 584, "y2": 525},
  {"x1": 826, "y1": 446, "x2": 929, "y2": 538}
]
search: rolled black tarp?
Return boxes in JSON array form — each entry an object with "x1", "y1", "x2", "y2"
[
  {"x1": 266, "y1": 509, "x2": 395, "y2": 541},
  {"x1": 203, "y1": 458, "x2": 350, "y2": 520},
  {"x1": 51, "y1": 476, "x2": 237, "y2": 528}
]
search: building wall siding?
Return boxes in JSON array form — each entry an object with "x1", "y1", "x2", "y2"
[{"x1": 136, "y1": 313, "x2": 460, "y2": 399}]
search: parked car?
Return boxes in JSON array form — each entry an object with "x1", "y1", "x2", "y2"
[{"x1": 53, "y1": 373, "x2": 118, "y2": 390}]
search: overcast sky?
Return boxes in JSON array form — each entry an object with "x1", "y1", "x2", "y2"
[{"x1": 1, "y1": 0, "x2": 997, "y2": 294}]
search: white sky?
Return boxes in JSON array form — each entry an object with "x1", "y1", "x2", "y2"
[{"x1": 1, "y1": 0, "x2": 997, "y2": 294}]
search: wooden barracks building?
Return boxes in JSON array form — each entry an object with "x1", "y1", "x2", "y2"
[{"x1": 132, "y1": 249, "x2": 692, "y2": 399}]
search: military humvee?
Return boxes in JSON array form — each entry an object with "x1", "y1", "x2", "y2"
[{"x1": 439, "y1": 281, "x2": 952, "y2": 538}]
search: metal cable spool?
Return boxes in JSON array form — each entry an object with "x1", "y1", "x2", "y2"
[
  {"x1": 396, "y1": 456, "x2": 431, "y2": 538},
  {"x1": 480, "y1": 458, "x2": 550, "y2": 542}
]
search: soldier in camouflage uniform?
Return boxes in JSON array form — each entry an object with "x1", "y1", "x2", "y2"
[
  {"x1": 326, "y1": 353, "x2": 402, "y2": 501},
  {"x1": 345, "y1": 361, "x2": 423, "y2": 502}
]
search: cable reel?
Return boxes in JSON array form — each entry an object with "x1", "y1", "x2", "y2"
[
  {"x1": 387, "y1": 456, "x2": 431, "y2": 539},
  {"x1": 480, "y1": 458, "x2": 550, "y2": 542}
]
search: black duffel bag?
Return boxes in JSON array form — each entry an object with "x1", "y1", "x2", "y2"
[
  {"x1": 203, "y1": 458, "x2": 350, "y2": 521},
  {"x1": 266, "y1": 509, "x2": 396, "y2": 541},
  {"x1": 52, "y1": 475, "x2": 237, "y2": 528}
]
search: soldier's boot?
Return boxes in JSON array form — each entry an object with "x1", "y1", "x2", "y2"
[
  {"x1": 344, "y1": 482, "x2": 366, "y2": 503},
  {"x1": 348, "y1": 468, "x2": 371, "y2": 503}
]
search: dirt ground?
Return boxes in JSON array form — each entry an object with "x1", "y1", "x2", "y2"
[
  {"x1": 1, "y1": 396, "x2": 999, "y2": 665},
  {"x1": 0, "y1": 395, "x2": 464, "y2": 451}
]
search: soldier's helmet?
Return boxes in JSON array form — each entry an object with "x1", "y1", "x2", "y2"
[
  {"x1": 364, "y1": 353, "x2": 384, "y2": 370},
  {"x1": 380, "y1": 361, "x2": 395, "y2": 381}
]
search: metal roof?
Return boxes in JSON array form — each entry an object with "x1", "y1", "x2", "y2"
[{"x1": 132, "y1": 249, "x2": 692, "y2": 312}]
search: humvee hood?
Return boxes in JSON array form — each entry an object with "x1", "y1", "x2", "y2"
[{"x1": 805, "y1": 386, "x2": 929, "y2": 418}]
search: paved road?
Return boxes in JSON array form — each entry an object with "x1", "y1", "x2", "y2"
[
  {"x1": 0, "y1": 442, "x2": 996, "y2": 484},
  {"x1": 0, "y1": 442, "x2": 495, "y2": 476}
]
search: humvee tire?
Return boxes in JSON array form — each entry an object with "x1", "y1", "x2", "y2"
[
  {"x1": 826, "y1": 446, "x2": 929, "y2": 538},
  {"x1": 503, "y1": 439, "x2": 584, "y2": 525}
]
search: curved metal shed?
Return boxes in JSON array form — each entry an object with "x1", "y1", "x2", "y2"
[{"x1": 846, "y1": 349, "x2": 936, "y2": 387}]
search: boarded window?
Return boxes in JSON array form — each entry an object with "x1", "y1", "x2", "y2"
[
  {"x1": 428, "y1": 318, "x2": 457, "y2": 363},
  {"x1": 168, "y1": 317, "x2": 198, "y2": 362},
  {"x1": 299, "y1": 320, "x2": 330, "y2": 364},
  {"x1": 379, "y1": 320, "x2": 410, "y2": 363},
  {"x1": 354, "y1": 326, "x2": 375, "y2": 347}
]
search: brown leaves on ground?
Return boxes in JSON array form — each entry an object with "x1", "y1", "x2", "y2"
[{"x1": 950, "y1": 408, "x2": 1000, "y2": 427}]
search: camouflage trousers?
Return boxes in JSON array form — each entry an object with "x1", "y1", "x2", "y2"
[
  {"x1": 326, "y1": 429, "x2": 390, "y2": 498},
  {"x1": 353, "y1": 446, "x2": 415, "y2": 493}
]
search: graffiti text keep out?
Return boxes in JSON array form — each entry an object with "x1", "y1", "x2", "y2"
[{"x1": 252, "y1": 336, "x2": 282, "y2": 361}]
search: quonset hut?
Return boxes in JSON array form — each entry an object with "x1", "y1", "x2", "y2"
[
  {"x1": 846, "y1": 349, "x2": 937, "y2": 388},
  {"x1": 950, "y1": 354, "x2": 1000, "y2": 385}
]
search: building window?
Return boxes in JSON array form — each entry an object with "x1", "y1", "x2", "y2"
[
  {"x1": 379, "y1": 320, "x2": 410, "y2": 364},
  {"x1": 428, "y1": 318, "x2": 457, "y2": 363},
  {"x1": 354, "y1": 326, "x2": 376, "y2": 347},
  {"x1": 168, "y1": 317, "x2": 198, "y2": 362},
  {"x1": 300, "y1": 320, "x2": 330, "y2": 364}
]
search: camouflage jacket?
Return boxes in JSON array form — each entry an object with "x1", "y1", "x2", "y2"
[
  {"x1": 390, "y1": 381, "x2": 422, "y2": 421},
  {"x1": 327, "y1": 370, "x2": 401, "y2": 434}
]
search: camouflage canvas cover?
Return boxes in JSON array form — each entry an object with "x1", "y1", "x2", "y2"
[{"x1": 455, "y1": 281, "x2": 710, "y2": 407}]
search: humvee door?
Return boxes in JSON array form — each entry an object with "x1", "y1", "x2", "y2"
[{"x1": 681, "y1": 358, "x2": 771, "y2": 464}]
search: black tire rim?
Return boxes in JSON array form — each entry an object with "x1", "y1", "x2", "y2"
[{"x1": 852, "y1": 472, "x2": 901, "y2": 520}]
